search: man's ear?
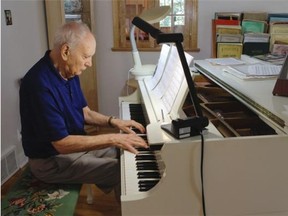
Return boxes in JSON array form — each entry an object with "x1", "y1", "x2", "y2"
[{"x1": 61, "y1": 44, "x2": 70, "y2": 60}]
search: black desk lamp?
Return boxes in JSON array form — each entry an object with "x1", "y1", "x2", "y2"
[{"x1": 132, "y1": 16, "x2": 209, "y2": 138}]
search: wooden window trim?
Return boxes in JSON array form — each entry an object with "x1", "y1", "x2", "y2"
[{"x1": 112, "y1": 0, "x2": 200, "y2": 52}]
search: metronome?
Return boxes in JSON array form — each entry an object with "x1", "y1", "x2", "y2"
[{"x1": 273, "y1": 54, "x2": 288, "y2": 97}]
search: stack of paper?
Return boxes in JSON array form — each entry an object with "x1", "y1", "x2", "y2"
[{"x1": 225, "y1": 63, "x2": 281, "y2": 79}]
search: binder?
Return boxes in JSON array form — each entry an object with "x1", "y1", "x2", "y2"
[
  {"x1": 217, "y1": 43, "x2": 243, "y2": 58},
  {"x1": 243, "y1": 42, "x2": 270, "y2": 56}
]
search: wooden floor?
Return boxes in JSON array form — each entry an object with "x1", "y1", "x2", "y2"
[
  {"x1": 1, "y1": 128, "x2": 122, "y2": 216},
  {"x1": 74, "y1": 184, "x2": 121, "y2": 216}
]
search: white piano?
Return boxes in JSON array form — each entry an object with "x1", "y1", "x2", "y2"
[{"x1": 119, "y1": 49, "x2": 288, "y2": 216}]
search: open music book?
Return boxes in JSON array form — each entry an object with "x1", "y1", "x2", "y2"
[{"x1": 146, "y1": 44, "x2": 193, "y2": 114}]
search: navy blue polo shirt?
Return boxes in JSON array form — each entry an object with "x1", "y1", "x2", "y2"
[{"x1": 20, "y1": 51, "x2": 87, "y2": 158}]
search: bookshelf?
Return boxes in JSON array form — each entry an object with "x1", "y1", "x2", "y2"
[{"x1": 212, "y1": 11, "x2": 288, "y2": 58}]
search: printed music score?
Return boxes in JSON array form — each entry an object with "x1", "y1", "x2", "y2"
[
  {"x1": 224, "y1": 63, "x2": 281, "y2": 79},
  {"x1": 146, "y1": 44, "x2": 193, "y2": 113}
]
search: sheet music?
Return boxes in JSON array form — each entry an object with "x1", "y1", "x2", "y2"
[
  {"x1": 153, "y1": 45, "x2": 180, "y2": 98},
  {"x1": 228, "y1": 63, "x2": 282, "y2": 76},
  {"x1": 146, "y1": 44, "x2": 172, "y2": 90},
  {"x1": 154, "y1": 46, "x2": 193, "y2": 113},
  {"x1": 206, "y1": 57, "x2": 245, "y2": 66}
]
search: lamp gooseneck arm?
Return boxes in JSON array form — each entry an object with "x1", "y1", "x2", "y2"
[{"x1": 130, "y1": 24, "x2": 142, "y2": 68}]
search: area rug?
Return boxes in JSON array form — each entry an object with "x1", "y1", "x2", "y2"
[{"x1": 1, "y1": 168, "x2": 81, "y2": 216}]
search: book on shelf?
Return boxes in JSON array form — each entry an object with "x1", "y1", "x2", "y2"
[
  {"x1": 268, "y1": 13, "x2": 288, "y2": 23},
  {"x1": 241, "y1": 19, "x2": 268, "y2": 33},
  {"x1": 213, "y1": 19, "x2": 240, "y2": 26},
  {"x1": 270, "y1": 33, "x2": 288, "y2": 51},
  {"x1": 217, "y1": 34, "x2": 243, "y2": 43},
  {"x1": 215, "y1": 12, "x2": 242, "y2": 20},
  {"x1": 269, "y1": 22, "x2": 288, "y2": 52},
  {"x1": 216, "y1": 25, "x2": 242, "y2": 34},
  {"x1": 211, "y1": 19, "x2": 241, "y2": 57},
  {"x1": 243, "y1": 32, "x2": 270, "y2": 43},
  {"x1": 242, "y1": 11, "x2": 268, "y2": 21},
  {"x1": 272, "y1": 42, "x2": 288, "y2": 56},
  {"x1": 243, "y1": 42, "x2": 269, "y2": 56},
  {"x1": 217, "y1": 43, "x2": 243, "y2": 58},
  {"x1": 269, "y1": 22, "x2": 288, "y2": 34},
  {"x1": 243, "y1": 33, "x2": 270, "y2": 56},
  {"x1": 213, "y1": 19, "x2": 242, "y2": 44}
]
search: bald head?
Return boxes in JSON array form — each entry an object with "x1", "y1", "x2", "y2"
[
  {"x1": 49, "y1": 21, "x2": 96, "y2": 79},
  {"x1": 53, "y1": 21, "x2": 95, "y2": 51}
]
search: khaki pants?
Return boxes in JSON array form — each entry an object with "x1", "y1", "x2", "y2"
[{"x1": 29, "y1": 147, "x2": 120, "y2": 194}]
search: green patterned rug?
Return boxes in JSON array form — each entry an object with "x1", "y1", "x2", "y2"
[{"x1": 1, "y1": 168, "x2": 81, "y2": 216}]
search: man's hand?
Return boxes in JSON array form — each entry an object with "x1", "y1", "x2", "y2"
[
  {"x1": 111, "y1": 118, "x2": 146, "y2": 134},
  {"x1": 111, "y1": 133, "x2": 148, "y2": 154}
]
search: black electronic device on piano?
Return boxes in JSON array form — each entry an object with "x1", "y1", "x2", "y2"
[{"x1": 161, "y1": 116, "x2": 209, "y2": 139}]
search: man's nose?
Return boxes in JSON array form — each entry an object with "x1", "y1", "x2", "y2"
[{"x1": 85, "y1": 59, "x2": 92, "y2": 67}]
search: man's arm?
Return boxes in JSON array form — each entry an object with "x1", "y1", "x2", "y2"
[
  {"x1": 52, "y1": 132, "x2": 147, "y2": 155},
  {"x1": 82, "y1": 106, "x2": 145, "y2": 134},
  {"x1": 51, "y1": 106, "x2": 147, "y2": 155}
]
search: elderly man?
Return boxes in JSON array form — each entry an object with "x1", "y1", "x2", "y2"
[{"x1": 19, "y1": 21, "x2": 147, "y2": 200}]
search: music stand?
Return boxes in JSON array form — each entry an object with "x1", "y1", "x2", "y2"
[{"x1": 132, "y1": 17, "x2": 208, "y2": 139}]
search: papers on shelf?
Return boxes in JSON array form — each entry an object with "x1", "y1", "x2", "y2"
[
  {"x1": 223, "y1": 63, "x2": 282, "y2": 79},
  {"x1": 206, "y1": 57, "x2": 245, "y2": 66}
]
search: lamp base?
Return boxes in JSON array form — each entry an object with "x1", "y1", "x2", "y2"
[{"x1": 130, "y1": 64, "x2": 156, "y2": 80}]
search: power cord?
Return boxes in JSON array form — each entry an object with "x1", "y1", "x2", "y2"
[{"x1": 200, "y1": 130, "x2": 206, "y2": 216}]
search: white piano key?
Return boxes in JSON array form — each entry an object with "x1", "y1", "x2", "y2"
[
  {"x1": 121, "y1": 102, "x2": 132, "y2": 120},
  {"x1": 122, "y1": 150, "x2": 141, "y2": 195}
]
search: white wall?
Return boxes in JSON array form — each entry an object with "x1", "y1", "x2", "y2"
[
  {"x1": 1, "y1": 0, "x2": 47, "y2": 167},
  {"x1": 1, "y1": 0, "x2": 287, "y2": 173}
]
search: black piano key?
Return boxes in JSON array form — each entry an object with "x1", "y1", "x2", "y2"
[
  {"x1": 138, "y1": 179, "x2": 160, "y2": 191},
  {"x1": 129, "y1": 104, "x2": 147, "y2": 127},
  {"x1": 136, "y1": 165, "x2": 158, "y2": 170},
  {"x1": 138, "y1": 180, "x2": 159, "y2": 185},
  {"x1": 137, "y1": 172, "x2": 161, "y2": 179},
  {"x1": 136, "y1": 161, "x2": 158, "y2": 167},
  {"x1": 137, "y1": 145, "x2": 162, "y2": 151},
  {"x1": 136, "y1": 148, "x2": 154, "y2": 153},
  {"x1": 136, "y1": 166, "x2": 158, "y2": 171},
  {"x1": 135, "y1": 155, "x2": 156, "y2": 160},
  {"x1": 132, "y1": 128, "x2": 143, "y2": 134},
  {"x1": 139, "y1": 185, "x2": 156, "y2": 192}
]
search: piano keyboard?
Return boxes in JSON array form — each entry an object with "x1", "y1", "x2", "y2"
[
  {"x1": 129, "y1": 104, "x2": 146, "y2": 127},
  {"x1": 122, "y1": 146, "x2": 162, "y2": 194},
  {"x1": 121, "y1": 102, "x2": 163, "y2": 195}
]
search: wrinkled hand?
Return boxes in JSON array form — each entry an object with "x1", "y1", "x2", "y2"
[
  {"x1": 111, "y1": 133, "x2": 148, "y2": 154},
  {"x1": 111, "y1": 118, "x2": 146, "y2": 134}
]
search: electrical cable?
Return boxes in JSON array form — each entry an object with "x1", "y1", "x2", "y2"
[{"x1": 200, "y1": 130, "x2": 206, "y2": 216}]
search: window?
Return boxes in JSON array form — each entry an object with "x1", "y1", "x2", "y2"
[{"x1": 112, "y1": 0, "x2": 199, "y2": 52}]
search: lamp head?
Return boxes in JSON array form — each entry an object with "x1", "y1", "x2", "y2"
[{"x1": 139, "y1": 6, "x2": 171, "y2": 24}]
